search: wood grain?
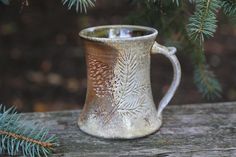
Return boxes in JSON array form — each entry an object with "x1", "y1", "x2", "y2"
[{"x1": 20, "y1": 102, "x2": 236, "y2": 157}]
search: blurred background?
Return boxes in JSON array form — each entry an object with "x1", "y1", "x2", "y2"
[{"x1": 0, "y1": 0, "x2": 235, "y2": 112}]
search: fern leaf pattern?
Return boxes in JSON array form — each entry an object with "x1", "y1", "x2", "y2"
[
  {"x1": 112, "y1": 52, "x2": 138, "y2": 102},
  {"x1": 117, "y1": 96, "x2": 145, "y2": 117},
  {"x1": 103, "y1": 51, "x2": 146, "y2": 124}
]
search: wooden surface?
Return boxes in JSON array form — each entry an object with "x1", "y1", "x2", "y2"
[{"x1": 22, "y1": 102, "x2": 236, "y2": 157}]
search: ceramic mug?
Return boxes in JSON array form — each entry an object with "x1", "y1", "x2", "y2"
[{"x1": 78, "y1": 25, "x2": 181, "y2": 139}]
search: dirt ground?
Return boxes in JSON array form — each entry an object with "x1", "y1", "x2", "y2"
[{"x1": 0, "y1": 0, "x2": 235, "y2": 112}]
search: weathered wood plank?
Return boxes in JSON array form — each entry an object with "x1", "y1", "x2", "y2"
[{"x1": 21, "y1": 102, "x2": 236, "y2": 156}]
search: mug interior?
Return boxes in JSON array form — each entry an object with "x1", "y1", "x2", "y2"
[{"x1": 79, "y1": 25, "x2": 157, "y2": 40}]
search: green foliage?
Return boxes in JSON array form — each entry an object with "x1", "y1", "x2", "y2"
[
  {"x1": 125, "y1": 0, "x2": 236, "y2": 100},
  {"x1": 0, "y1": 105, "x2": 58, "y2": 157},
  {"x1": 194, "y1": 64, "x2": 222, "y2": 100},
  {"x1": 186, "y1": 0, "x2": 225, "y2": 99},
  {"x1": 187, "y1": 0, "x2": 220, "y2": 44},
  {"x1": 0, "y1": 0, "x2": 96, "y2": 12},
  {"x1": 191, "y1": 48, "x2": 222, "y2": 100},
  {"x1": 126, "y1": 1, "x2": 181, "y2": 34},
  {"x1": 62, "y1": 0, "x2": 96, "y2": 12},
  {"x1": 221, "y1": 0, "x2": 236, "y2": 16}
]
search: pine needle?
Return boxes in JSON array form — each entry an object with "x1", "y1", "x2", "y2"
[
  {"x1": 0, "y1": 105, "x2": 58, "y2": 157},
  {"x1": 194, "y1": 64, "x2": 222, "y2": 100},
  {"x1": 221, "y1": 0, "x2": 236, "y2": 16},
  {"x1": 62, "y1": 0, "x2": 96, "y2": 13},
  {"x1": 187, "y1": 0, "x2": 220, "y2": 44}
]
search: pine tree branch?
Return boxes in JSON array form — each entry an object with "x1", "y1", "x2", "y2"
[
  {"x1": 187, "y1": 41, "x2": 222, "y2": 100},
  {"x1": 187, "y1": 0, "x2": 220, "y2": 44},
  {"x1": 62, "y1": 0, "x2": 96, "y2": 12},
  {"x1": 221, "y1": 0, "x2": 236, "y2": 16},
  {"x1": 0, "y1": 130, "x2": 53, "y2": 148},
  {"x1": 185, "y1": 0, "x2": 222, "y2": 99},
  {"x1": 0, "y1": 105, "x2": 58, "y2": 157},
  {"x1": 141, "y1": 0, "x2": 223, "y2": 100},
  {"x1": 194, "y1": 64, "x2": 222, "y2": 100}
]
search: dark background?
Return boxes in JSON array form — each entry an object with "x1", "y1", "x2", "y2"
[{"x1": 0, "y1": 0, "x2": 235, "y2": 112}]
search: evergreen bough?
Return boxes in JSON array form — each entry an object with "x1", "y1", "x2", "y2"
[
  {"x1": 0, "y1": 0, "x2": 96, "y2": 12},
  {"x1": 62, "y1": 0, "x2": 96, "y2": 12},
  {"x1": 0, "y1": 105, "x2": 58, "y2": 157},
  {"x1": 187, "y1": 0, "x2": 220, "y2": 43},
  {"x1": 187, "y1": 0, "x2": 234, "y2": 99},
  {"x1": 127, "y1": 0, "x2": 235, "y2": 100}
]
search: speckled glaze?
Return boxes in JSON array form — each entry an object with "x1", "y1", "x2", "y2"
[{"x1": 78, "y1": 25, "x2": 181, "y2": 139}]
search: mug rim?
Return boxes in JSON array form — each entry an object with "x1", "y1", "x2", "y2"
[{"x1": 79, "y1": 25, "x2": 158, "y2": 41}]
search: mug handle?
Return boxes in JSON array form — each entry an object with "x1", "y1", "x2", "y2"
[{"x1": 151, "y1": 42, "x2": 181, "y2": 116}]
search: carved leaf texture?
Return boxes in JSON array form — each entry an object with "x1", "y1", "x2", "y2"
[
  {"x1": 112, "y1": 52, "x2": 138, "y2": 102},
  {"x1": 103, "y1": 51, "x2": 142, "y2": 124},
  {"x1": 105, "y1": 51, "x2": 145, "y2": 121},
  {"x1": 117, "y1": 96, "x2": 145, "y2": 117}
]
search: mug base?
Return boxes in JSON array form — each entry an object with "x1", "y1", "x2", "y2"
[{"x1": 78, "y1": 115, "x2": 162, "y2": 139}]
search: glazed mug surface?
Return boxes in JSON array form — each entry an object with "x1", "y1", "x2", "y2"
[{"x1": 78, "y1": 25, "x2": 181, "y2": 139}]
